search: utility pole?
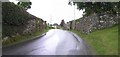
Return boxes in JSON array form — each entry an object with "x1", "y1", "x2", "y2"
[
  {"x1": 73, "y1": 3, "x2": 75, "y2": 30},
  {"x1": 50, "y1": 16, "x2": 52, "y2": 24},
  {"x1": 50, "y1": 15, "x2": 52, "y2": 27},
  {"x1": 69, "y1": 0, "x2": 75, "y2": 30}
]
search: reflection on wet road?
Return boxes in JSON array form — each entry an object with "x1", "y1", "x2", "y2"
[{"x1": 3, "y1": 29, "x2": 93, "y2": 55}]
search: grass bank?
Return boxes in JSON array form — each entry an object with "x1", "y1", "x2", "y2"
[
  {"x1": 71, "y1": 25, "x2": 118, "y2": 55},
  {"x1": 2, "y1": 28, "x2": 50, "y2": 47}
]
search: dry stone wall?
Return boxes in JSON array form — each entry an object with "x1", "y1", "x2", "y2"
[{"x1": 67, "y1": 13, "x2": 118, "y2": 34}]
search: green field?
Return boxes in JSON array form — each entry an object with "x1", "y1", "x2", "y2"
[{"x1": 71, "y1": 25, "x2": 118, "y2": 55}]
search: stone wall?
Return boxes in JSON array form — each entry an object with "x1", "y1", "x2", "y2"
[
  {"x1": 22, "y1": 19, "x2": 46, "y2": 34},
  {"x1": 67, "y1": 13, "x2": 118, "y2": 34}
]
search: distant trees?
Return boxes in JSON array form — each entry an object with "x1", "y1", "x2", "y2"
[
  {"x1": 53, "y1": 23, "x2": 58, "y2": 26},
  {"x1": 60, "y1": 19, "x2": 65, "y2": 27}
]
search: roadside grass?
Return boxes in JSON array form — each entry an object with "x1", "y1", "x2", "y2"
[
  {"x1": 2, "y1": 28, "x2": 51, "y2": 47},
  {"x1": 71, "y1": 25, "x2": 118, "y2": 55}
]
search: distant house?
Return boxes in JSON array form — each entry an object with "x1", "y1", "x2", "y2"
[
  {"x1": 66, "y1": 22, "x2": 70, "y2": 30},
  {"x1": 53, "y1": 23, "x2": 59, "y2": 29},
  {"x1": 67, "y1": 21, "x2": 75, "y2": 30}
]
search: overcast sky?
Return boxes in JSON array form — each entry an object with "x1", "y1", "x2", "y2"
[{"x1": 10, "y1": 0, "x2": 83, "y2": 24}]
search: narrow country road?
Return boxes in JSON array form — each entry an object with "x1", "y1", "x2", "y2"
[{"x1": 3, "y1": 29, "x2": 93, "y2": 55}]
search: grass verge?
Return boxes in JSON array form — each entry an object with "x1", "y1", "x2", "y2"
[
  {"x1": 2, "y1": 28, "x2": 50, "y2": 47},
  {"x1": 71, "y1": 25, "x2": 118, "y2": 55}
]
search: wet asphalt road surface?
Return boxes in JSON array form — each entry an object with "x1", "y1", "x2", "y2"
[{"x1": 3, "y1": 29, "x2": 93, "y2": 55}]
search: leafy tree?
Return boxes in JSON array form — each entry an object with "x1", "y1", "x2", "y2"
[
  {"x1": 70, "y1": 2, "x2": 120, "y2": 16},
  {"x1": 17, "y1": 2, "x2": 32, "y2": 10}
]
